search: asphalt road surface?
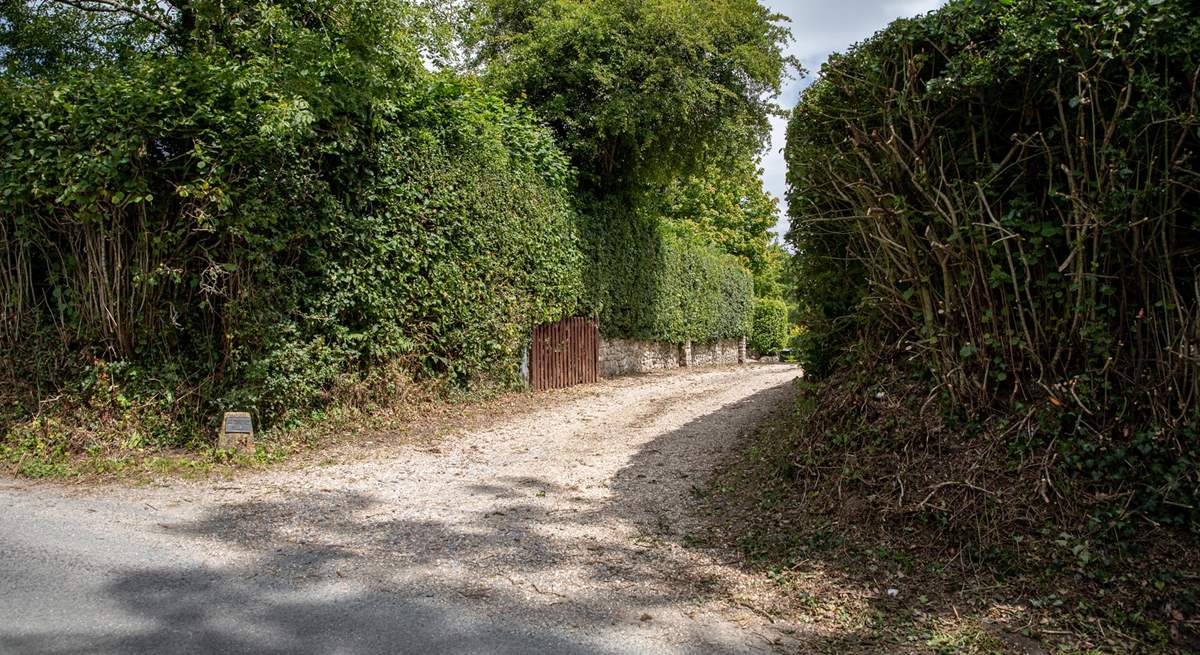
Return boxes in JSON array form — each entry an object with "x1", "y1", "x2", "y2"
[{"x1": 1, "y1": 364, "x2": 802, "y2": 655}]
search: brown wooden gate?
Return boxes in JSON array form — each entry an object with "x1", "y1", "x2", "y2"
[{"x1": 530, "y1": 316, "x2": 598, "y2": 391}]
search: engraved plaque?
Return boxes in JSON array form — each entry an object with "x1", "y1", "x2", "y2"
[
  {"x1": 224, "y1": 414, "x2": 253, "y2": 433},
  {"x1": 218, "y1": 412, "x2": 254, "y2": 452}
]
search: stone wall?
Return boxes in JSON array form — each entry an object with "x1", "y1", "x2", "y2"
[
  {"x1": 691, "y1": 339, "x2": 742, "y2": 367},
  {"x1": 599, "y1": 337, "x2": 746, "y2": 378},
  {"x1": 598, "y1": 338, "x2": 682, "y2": 377}
]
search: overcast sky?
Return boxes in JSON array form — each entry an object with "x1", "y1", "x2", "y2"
[{"x1": 759, "y1": 0, "x2": 945, "y2": 240}]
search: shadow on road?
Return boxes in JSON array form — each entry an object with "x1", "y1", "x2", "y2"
[{"x1": 2, "y1": 375, "x2": 833, "y2": 655}]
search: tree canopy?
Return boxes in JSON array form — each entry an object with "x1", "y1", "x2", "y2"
[{"x1": 468, "y1": 0, "x2": 796, "y2": 193}]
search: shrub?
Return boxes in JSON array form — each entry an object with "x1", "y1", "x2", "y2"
[
  {"x1": 785, "y1": 0, "x2": 1200, "y2": 524},
  {"x1": 749, "y1": 298, "x2": 787, "y2": 356},
  {"x1": 0, "y1": 2, "x2": 582, "y2": 443}
]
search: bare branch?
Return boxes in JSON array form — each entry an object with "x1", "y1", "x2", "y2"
[{"x1": 49, "y1": 0, "x2": 172, "y2": 32}]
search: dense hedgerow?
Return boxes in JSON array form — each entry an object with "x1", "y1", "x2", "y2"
[
  {"x1": 0, "y1": 0, "x2": 775, "y2": 468},
  {"x1": 749, "y1": 298, "x2": 787, "y2": 356},
  {"x1": 786, "y1": 0, "x2": 1199, "y2": 526},
  {"x1": 0, "y1": 1, "x2": 582, "y2": 446},
  {"x1": 583, "y1": 200, "x2": 753, "y2": 345},
  {"x1": 469, "y1": 0, "x2": 783, "y2": 349}
]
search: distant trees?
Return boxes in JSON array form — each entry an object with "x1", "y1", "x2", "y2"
[{"x1": 656, "y1": 160, "x2": 782, "y2": 294}]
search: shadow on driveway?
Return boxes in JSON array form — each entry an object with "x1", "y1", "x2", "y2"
[{"x1": 2, "y1": 376, "x2": 824, "y2": 655}]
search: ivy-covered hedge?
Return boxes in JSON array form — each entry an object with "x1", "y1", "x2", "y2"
[
  {"x1": 658, "y1": 225, "x2": 755, "y2": 344},
  {"x1": 0, "y1": 3, "x2": 582, "y2": 443},
  {"x1": 749, "y1": 298, "x2": 787, "y2": 356},
  {"x1": 583, "y1": 201, "x2": 753, "y2": 345}
]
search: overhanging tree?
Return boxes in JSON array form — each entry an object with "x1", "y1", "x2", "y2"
[{"x1": 467, "y1": 0, "x2": 795, "y2": 193}]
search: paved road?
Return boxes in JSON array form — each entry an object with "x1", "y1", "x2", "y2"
[{"x1": 0, "y1": 365, "x2": 801, "y2": 655}]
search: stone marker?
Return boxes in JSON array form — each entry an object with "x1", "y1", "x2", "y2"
[{"x1": 218, "y1": 411, "x2": 254, "y2": 452}]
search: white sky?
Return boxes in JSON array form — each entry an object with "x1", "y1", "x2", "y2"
[{"x1": 759, "y1": 0, "x2": 946, "y2": 240}]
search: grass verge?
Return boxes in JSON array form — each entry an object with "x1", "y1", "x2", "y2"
[
  {"x1": 0, "y1": 372, "x2": 559, "y2": 484},
  {"x1": 696, "y1": 374, "x2": 1199, "y2": 654}
]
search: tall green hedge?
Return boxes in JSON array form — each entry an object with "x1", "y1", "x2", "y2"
[
  {"x1": 785, "y1": 0, "x2": 1200, "y2": 522},
  {"x1": 582, "y1": 201, "x2": 753, "y2": 344},
  {"x1": 0, "y1": 3, "x2": 582, "y2": 438},
  {"x1": 749, "y1": 298, "x2": 787, "y2": 356}
]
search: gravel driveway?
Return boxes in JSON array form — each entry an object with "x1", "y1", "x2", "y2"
[{"x1": 0, "y1": 364, "x2": 802, "y2": 655}]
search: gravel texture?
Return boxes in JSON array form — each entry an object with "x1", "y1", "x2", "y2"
[{"x1": 0, "y1": 364, "x2": 802, "y2": 654}]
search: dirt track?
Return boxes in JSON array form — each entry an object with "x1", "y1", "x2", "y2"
[{"x1": 0, "y1": 364, "x2": 802, "y2": 654}]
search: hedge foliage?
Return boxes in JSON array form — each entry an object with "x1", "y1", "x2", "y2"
[
  {"x1": 583, "y1": 200, "x2": 753, "y2": 345},
  {"x1": 470, "y1": 0, "x2": 781, "y2": 349},
  {"x1": 0, "y1": 1, "x2": 582, "y2": 437},
  {"x1": 0, "y1": 0, "x2": 774, "y2": 463},
  {"x1": 749, "y1": 298, "x2": 787, "y2": 356},
  {"x1": 655, "y1": 159, "x2": 782, "y2": 299},
  {"x1": 785, "y1": 0, "x2": 1199, "y2": 524}
]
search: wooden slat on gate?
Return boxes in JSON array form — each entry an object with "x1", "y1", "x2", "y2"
[{"x1": 531, "y1": 316, "x2": 598, "y2": 391}]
